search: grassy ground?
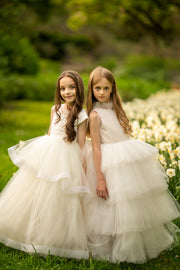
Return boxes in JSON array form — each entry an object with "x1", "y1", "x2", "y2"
[{"x1": 0, "y1": 100, "x2": 180, "y2": 269}]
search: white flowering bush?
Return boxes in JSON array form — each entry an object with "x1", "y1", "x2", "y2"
[{"x1": 124, "y1": 90, "x2": 180, "y2": 203}]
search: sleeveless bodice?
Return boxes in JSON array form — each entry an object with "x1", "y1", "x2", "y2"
[{"x1": 93, "y1": 102, "x2": 130, "y2": 144}]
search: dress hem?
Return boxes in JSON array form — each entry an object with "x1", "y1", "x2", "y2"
[{"x1": 0, "y1": 235, "x2": 89, "y2": 259}]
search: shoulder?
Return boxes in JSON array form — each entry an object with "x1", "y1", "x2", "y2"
[
  {"x1": 50, "y1": 105, "x2": 56, "y2": 120},
  {"x1": 89, "y1": 110, "x2": 99, "y2": 120},
  {"x1": 51, "y1": 104, "x2": 64, "y2": 115},
  {"x1": 78, "y1": 108, "x2": 88, "y2": 119},
  {"x1": 51, "y1": 105, "x2": 55, "y2": 113},
  {"x1": 77, "y1": 108, "x2": 88, "y2": 125},
  {"x1": 89, "y1": 110, "x2": 101, "y2": 126}
]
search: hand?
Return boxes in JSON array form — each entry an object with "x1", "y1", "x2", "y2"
[{"x1": 96, "y1": 177, "x2": 109, "y2": 200}]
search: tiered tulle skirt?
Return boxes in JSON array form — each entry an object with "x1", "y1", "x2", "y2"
[
  {"x1": 0, "y1": 135, "x2": 89, "y2": 259},
  {"x1": 84, "y1": 138, "x2": 180, "y2": 263}
]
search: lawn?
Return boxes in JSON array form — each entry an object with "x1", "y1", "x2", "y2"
[{"x1": 0, "y1": 99, "x2": 180, "y2": 269}]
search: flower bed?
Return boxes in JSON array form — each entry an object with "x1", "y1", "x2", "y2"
[{"x1": 124, "y1": 90, "x2": 180, "y2": 203}]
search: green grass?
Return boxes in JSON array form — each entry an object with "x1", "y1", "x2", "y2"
[
  {"x1": 0, "y1": 100, "x2": 53, "y2": 191},
  {"x1": 0, "y1": 100, "x2": 180, "y2": 269},
  {"x1": 0, "y1": 243, "x2": 179, "y2": 270}
]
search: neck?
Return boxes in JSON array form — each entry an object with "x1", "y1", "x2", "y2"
[
  {"x1": 94, "y1": 101, "x2": 113, "y2": 109},
  {"x1": 65, "y1": 103, "x2": 73, "y2": 110}
]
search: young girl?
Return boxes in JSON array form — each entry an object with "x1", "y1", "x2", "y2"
[
  {"x1": 0, "y1": 70, "x2": 90, "y2": 259},
  {"x1": 84, "y1": 66, "x2": 180, "y2": 264}
]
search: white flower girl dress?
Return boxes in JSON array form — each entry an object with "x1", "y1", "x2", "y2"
[
  {"x1": 84, "y1": 102, "x2": 180, "y2": 264},
  {"x1": 0, "y1": 105, "x2": 89, "y2": 259}
]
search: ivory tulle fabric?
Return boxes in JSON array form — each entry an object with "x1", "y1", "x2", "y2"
[
  {"x1": 84, "y1": 102, "x2": 180, "y2": 264},
  {"x1": 0, "y1": 105, "x2": 90, "y2": 259}
]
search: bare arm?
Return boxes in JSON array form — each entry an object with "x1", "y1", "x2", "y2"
[
  {"x1": 89, "y1": 111, "x2": 109, "y2": 200},
  {"x1": 48, "y1": 107, "x2": 54, "y2": 135},
  {"x1": 77, "y1": 119, "x2": 87, "y2": 151}
]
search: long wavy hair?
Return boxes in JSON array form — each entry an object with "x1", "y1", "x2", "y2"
[
  {"x1": 86, "y1": 66, "x2": 132, "y2": 135},
  {"x1": 54, "y1": 70, "x2": 85, "y2": 142}
]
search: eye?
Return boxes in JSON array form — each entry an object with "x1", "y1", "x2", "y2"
[
  {"x1": 60, "y1": 87, "x2": 65, "y2": 91},
  {"x1": 104, "y1": 87, "x2": 109, "y2": 90},
  {"x1": 70, "y1": 85, "x2": 76, "y2": 89},
  {"x1": 95, "y1": 86, "x2": 100, "y2": 90}
]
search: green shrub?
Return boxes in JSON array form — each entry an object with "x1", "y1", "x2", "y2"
[
  {"x1": 125, "y1": 55, "x2": 166, "y2": 71},
  {"x1": 0, "y1": 60, "x2": 61, "y2": 108},
  {"x1": 0, "y1": 75, "x2": 56, "y2": 103},
  {"x1": 0, "y1": 79, "x2": 9, "y2": 107},
  {"x1": 0, "y1": 56, "x2": 174, "y2": 107},
  {"x1": 98, "y1": 56, "x2": 118, "y2": 71},
  {"x1": 124, "y1": 54, "x2": 180, "y2": 82},
  {"x1": 111, "y1": 54, "x2": 180, "y2": 101},
  {"x1": 0, "y1": 36, "x2": 39, "y2": 75},
  {"x1": 116, "y1": 75, "x2": 170, "y2": 101}
]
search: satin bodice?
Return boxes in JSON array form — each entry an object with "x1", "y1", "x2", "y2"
[
  {"x1": 92, "y1": 102, "x2": 130, "y2": 144},
  {"x1": 50, "y1": 105, "x2": 88, "y2": 137}
]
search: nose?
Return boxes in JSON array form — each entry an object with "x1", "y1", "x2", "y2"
[
  {"x1": 100, "y1": 88, "x2": 104, "y2": 95},
  {"x1": 65, "y1": 87, "x2": 70, "y2": 94}
]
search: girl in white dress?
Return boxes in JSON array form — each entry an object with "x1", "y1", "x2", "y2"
[
  {"x1": 84, "y1": 66, "x2": 180, "y2": 264},
  {"x1": 0, "y1": 70, "x2": 90, "y2": 259}
]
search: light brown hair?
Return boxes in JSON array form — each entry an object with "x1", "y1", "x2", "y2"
[
  {"x1": 55, "y1": 70, "x2": 85, "y2": 142},
  {"x1": 86, "y1": 66, "x2": 132, "y2": 135}
]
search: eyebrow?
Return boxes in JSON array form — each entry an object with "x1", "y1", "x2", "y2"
[
  {"x1": 94, "y1": 85, "x2": 109, "y2": 87},
  {"x1": 60, "y1": 83, "x2": 76, "y2": 87}
]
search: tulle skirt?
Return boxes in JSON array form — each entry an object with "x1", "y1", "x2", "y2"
[
  {"x1": 0, "y1": 134, "x2": 89, "y2": 259},
  {"x1": 84, "y1": 138, "x2": 180, "y2": 263}
]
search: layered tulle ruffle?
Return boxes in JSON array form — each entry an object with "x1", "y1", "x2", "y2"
[
  {"x1": 8, "y1": 134, "x2": 89, "y2": 193},
  {"x1": 84, "y1": 139, "x2": 180, "y2": 263},
  {"x1": 0, "y1": 134, "x2": 90, "y2": 258}
]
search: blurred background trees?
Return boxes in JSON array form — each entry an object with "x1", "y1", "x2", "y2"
[
  {"x1": 66, "y1": 0, "x2": 180, "y2": 54},
  {"x1": 0, "y1": 0, "x2": 180, "y2": 105}
]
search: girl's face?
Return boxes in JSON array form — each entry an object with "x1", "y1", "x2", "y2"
[
  {"x1": 93, "y1": 77, "x2": 112, "y2": 103},
  {"x1": 59, "y1": 76, "x2": 76, "y2": 106}
]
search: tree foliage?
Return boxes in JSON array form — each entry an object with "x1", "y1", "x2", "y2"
[
  {"x1": 0, "y1": 0, "x2": 52, "y2": 75},
  {"x1": 64, "y1": 0, "x2": 180, "y2": 42},
  {"x1": 0, "y1": 0, "x2": 180, "y2": 71},
  {"x1": 1, "y1": 0, "x2": 179, "y2": 42}
]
